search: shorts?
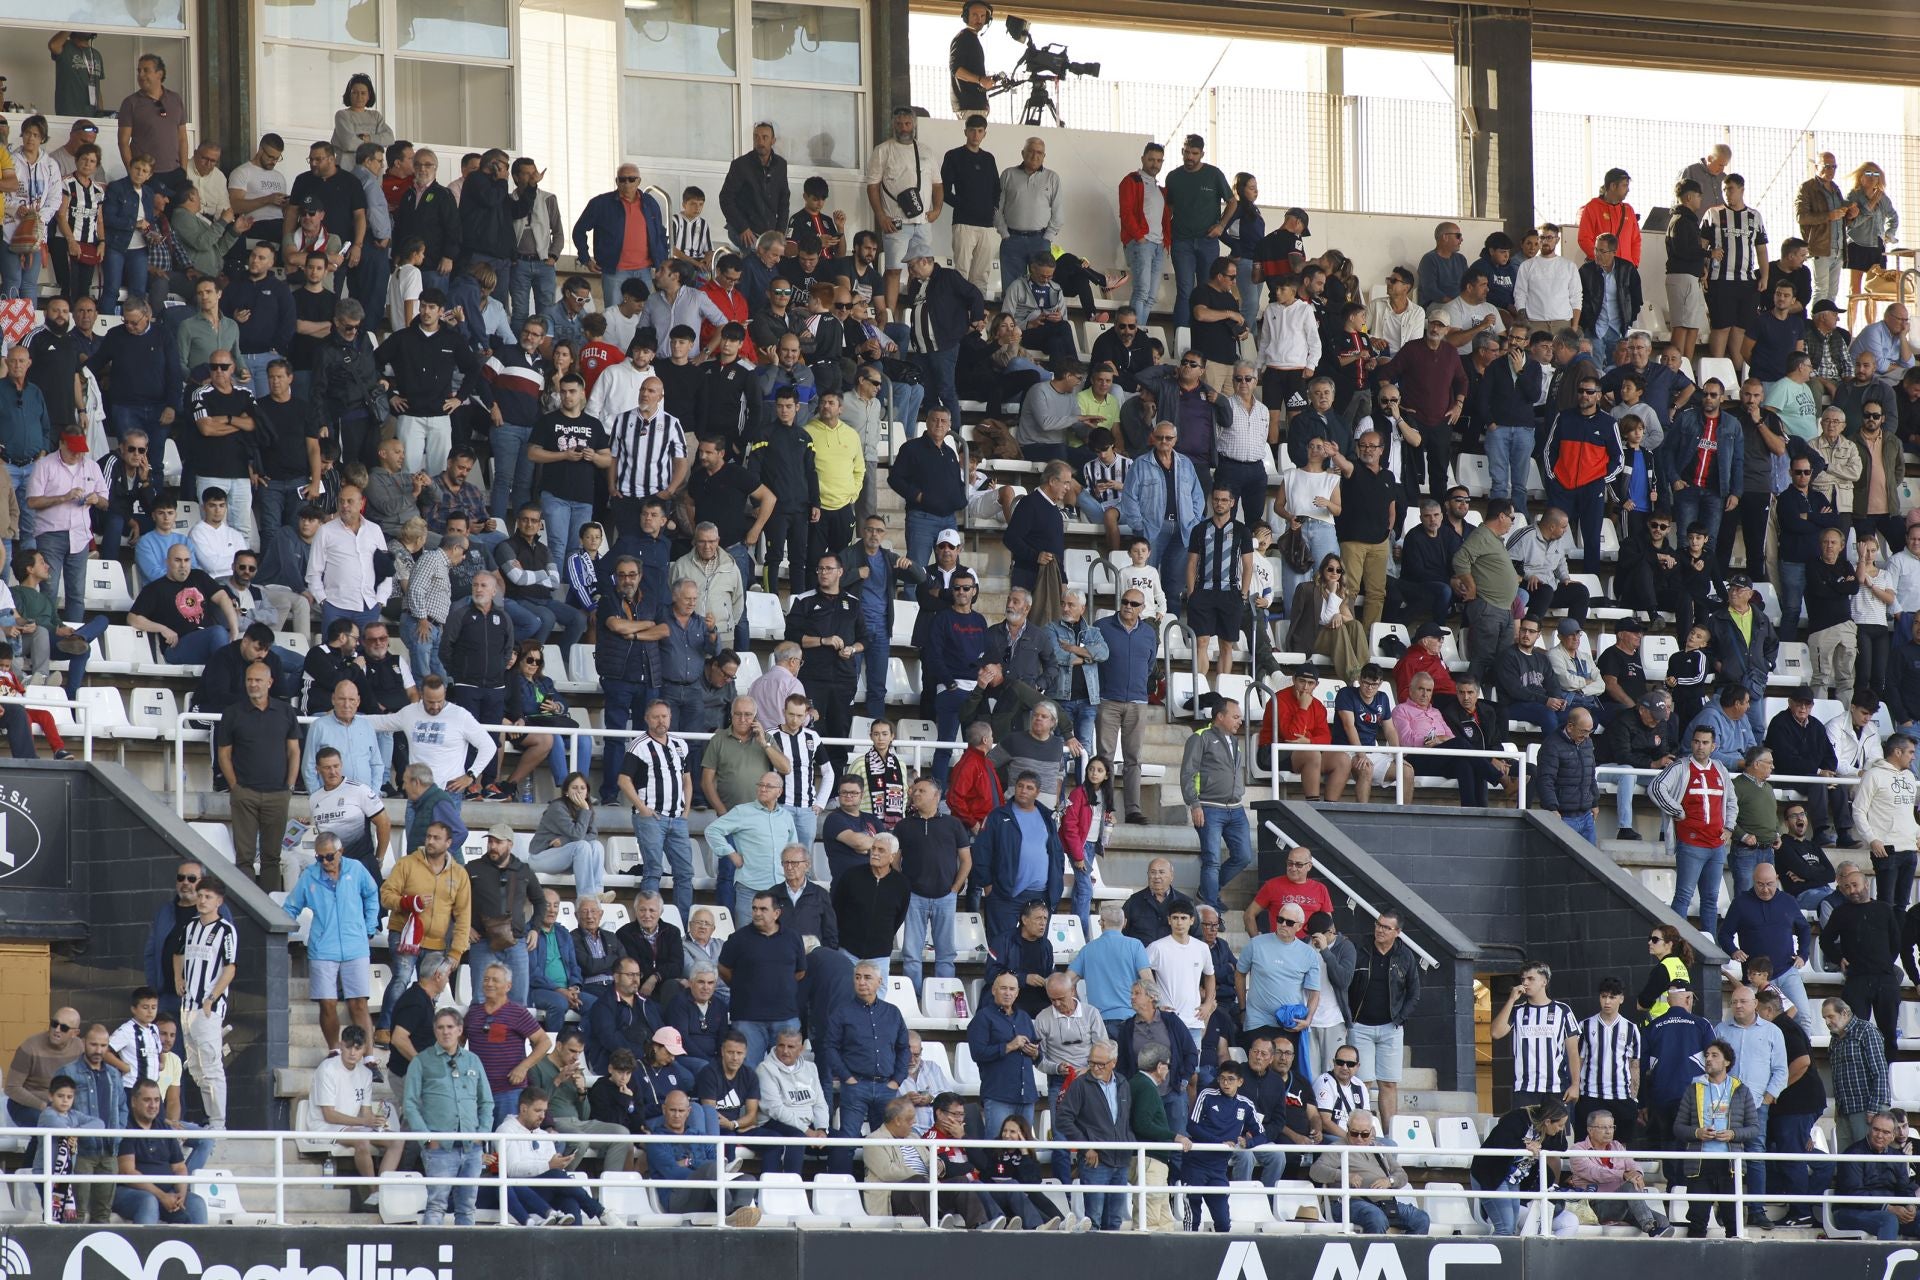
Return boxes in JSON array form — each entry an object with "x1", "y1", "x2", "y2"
[
  {"x1": 1665, "y1": 273, "x2": 1706, "y2": 330},
  {"x1": 310, "y1": 956, "x2": 372, "y2": 1001},
  {"x1": 1348, "y1": 1021, "x2": 1404, "y2": 1083},
  {"x1": 882, "y1": 224, "x2": 924, "y2": 269},
  {"x1": 1706, "y1": 278, "x2": 1757, "y2": 330},
  {"x1": 1186, "y1": 588, "x2": 1243, "y2": 642},
  {"x1": 1846, "y1": 242, "x2": 1887, "y2": 272},
  {"x1": 966, "y1": 488, "x2": 1006, "y2": 524},
  {"x1": 1365, "y1": 750, "x2": 1396, "y2": 778}
]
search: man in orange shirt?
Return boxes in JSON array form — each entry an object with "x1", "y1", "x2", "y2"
[{"x1": 1578, "y1": 167, "x2": 1641, "y2": 267}]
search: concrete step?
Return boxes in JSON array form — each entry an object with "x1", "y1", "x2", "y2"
[{"x1": 1399, "y1": 1088, "x2": 1481, "y2": 1117}]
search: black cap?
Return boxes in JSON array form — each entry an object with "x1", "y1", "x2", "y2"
[
  {"x1": 1414, "y1": 622, "x2": 1448, "y2": 641},
  {"x1": 296, "y1": 193, "x2": 322, "y2": 213},
  {"x1": 1666, "y1": 977, "x2": 1694, "y2": 993},
  {"x1": 1615, "y1": 617, "x2": 1644, "y2": 634},
  {"x1": 1813, "y1": 299, "x2": 1842, "y2": 315},
  {"x1": 1726, "y1": 572, "x2": 1754, "y2": 589},
  {"x1": 1294, "y1": 662, "x2": 1321, "y2": 681}
]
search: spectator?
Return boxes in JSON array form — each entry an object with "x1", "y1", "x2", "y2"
[
  {"x1": 706, "y1": 772, "x2": 800, "y2": 923},
  {"x1": 1856, "y1": 732, "x2": 1920, "y2": 907},
  {"x1": 1536, "y1": 707, "x2": 1600, "y2": 844},
  {"x1": 1183, "y1": 698, "x2": 1250, "y2": 910},
  {"x1": 1492, "y1": 962, "x2": 1580, "y2": 1110},
  {"x1": 1825, "y1": 996, "x2": 1892, "y2": 1152},
  {"x1": 1052, "y1": 1038, "x2": 1132, "y2": 1230},
  {"x1": 974, "y1": 772, "x2": 1065, "y2": 944},
  {"x1": 129, "y1": 541, "x2": 241, "y2": 665},
  {"x1": 305, "y1": 1025, "x2": 405, "y2": 1191},
  {"x1": 1236, "y1": 900, "x2": 1318, "y2": 1045},
  {"x1": 526, "y1": 889, "x2": 585, "y2": 1033},
  {"x1": 215, "y1": 659, "x2": 300, "y2": 889},
  {"x1": 285, "y1": 831, "x2": 383, "y2": 1052},
  {"x1": 821, "y1": 959, "x2": 910, "y2": 1174},
  {"x1": 1567, "y1": 1108, "x2": 1672, "y2": 1236},
  {"x1": 1823, "y1": 864, "x2": 1904, "y2": 1061},
  {"x1": 718, "y1": 889, "x2": 808, "y2": 1067},
  {"x1": 892, "y1": 776, "x2": 971, "y2": 994},
  {"x1": 4, "y1": 1004, "x2": 80, "y2": 1126},
  {"x1": 967, "y1": 970, "x2": 1041, "y2": 1139},
  {"x1": 386, "y1": 952, "x2": 455, "y2": 1082},
  {"x1": 1451, "y1": 500, "x2": 1520, "y2": 684},
  {"x1": 754, "y1": 1026, "x2": 829, "y2": 1176},
  {"x1": 1310, "y1": 1110, "x2": 1431, "y2": 1235},
  {"x1": 1471, "y1": 1100, "x2": 1576, "y2": 1237},
  {"x1": 833, "y1": 834, "x2": 911, "y2": 970},
  {"x1": 401, "y1": 1007, "x2": 493, "y2": 1226},
  {"x1": 464, "y1": 822, "x2": 545, "y2": 1004},
  {"x1": 114, "y1": 1080, "x2": 207, "y2": 1225},
  {"x1": 144, "y1": 862, "x2": 225, "y2": 1018},
  {"x1": 1095, "y1": 583, "x2": 1162, "y2": 826},
  {"x1": 462, "y1": 961, "x2": 551, "y2": 1124},
  {"x1": 1672, "y1": 1039, "x2": 1760, "y2": 1240},
  {"x1": 1832, "y1": 1110, "x2": 1920, "y2": 1240},
  {"x1": 1719, "y1": 863, "x2": 1814, "y2": 1034},
  {"x1": 1163, "y1": 134, "x2": 1235, "y2": 332}
]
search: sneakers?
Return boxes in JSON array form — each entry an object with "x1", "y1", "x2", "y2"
[
  {"x1": 1036, "y1": 1217, "x2": 1060, "y2": 1231},
  {"x1": 367, "y1": 1063, "x2": 385, "y2": 1083},
  {"x1": 1105, "y1": 270, "x2": 1132, "y2": 293},
  {"x1": 597, "y1": 1212, "x2": 626, "y2": 1227},
  {"x1": 1070, "y1": 1214, "x2": 1093, "y2": 1233},
  {"x1": 727, "y1": 1205, "x2": 762, "y2": 1228},
  {"x1": 1616, "y1": 828, "x2": 1638, "y2": 842},
  {"x1": 939, "y1": 1213, "x2": 967, "y2": 1230},
  {"x1": 480, "y1": 784, "x2": 512, "y2": 803},
  {"x1": 996, "y1": 1214, "x2": 1022, "y2": 1230},
  {"x1": 982, "y1": 1216, "x2": 1005, "y2": 1232},
  {"x1": 1651, "y1": 1223, "x2": 1676, "y2": 1237},
  {"x1": 52, "y1": 749, "x2": 73, "y2": 760}
]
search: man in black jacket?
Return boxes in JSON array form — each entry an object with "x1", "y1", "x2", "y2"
[
  {"x1": 1765, "y1": 690, "x2": 1841, "y2": 842},
  {"x1": 91, "y1": 297, "x2": 184, "y2": 465},
  {"x1": 1823, "y1": 863, "x2": 1904, "y2": 1060},
  {"x1": 745, "y1": 386, "x2": 819, "y2": 595},
  {"x1": 314, "y1": 298, "x2": 382, "y2": 468},
  {"x1": 1089, "y1": 307, "x2": 1159, "y2": 392},
  {"x1": 900, "y1": 241, "x2": 985, "y2": 428},
  {"x1": 718, "y1": 125, "x2": 790, "y2": 254},
  {"x1": 1606, "y1": 691, "x2": 1677, "y2": 841},
  {"x1": 458, "y1": 150, "x2": 515, "y2": 304},
  {"x1": 372, "y1": 289, "x2": 479, "y2": 476},
  {"x1": 441, "y1": 571, "x2": 516, "y2": 797},
  {"x1": 784, "y1": 551, "x2": 867, "y2": 774},
  {"x1": 887, "y1": 407, "x2": 967, "y2": 570},
  {"x1": 393, "y1": 149, "x2": 462, "y2": 289}
]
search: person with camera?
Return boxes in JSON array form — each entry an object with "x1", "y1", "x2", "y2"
[
  {"x1": 949, "y1": 0, "x2": 998, "y2": 120},
  {"x1": 865, "y1": 108, "x2": 943, "y2": 323}
]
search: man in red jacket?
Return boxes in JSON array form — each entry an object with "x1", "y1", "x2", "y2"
[
  {"x1": 1393, "y1": 622, "x2": 1458, "y2": 708},
  {"x1": 1118, "y1": 143, "x2": 1172, "y2": 324},
  {"x1": 1543, "y1": 373, "x2": 1625, "y2": 577},
  {"x1": 946, "y1": 719, "x2": 1003, "y2": 834}
]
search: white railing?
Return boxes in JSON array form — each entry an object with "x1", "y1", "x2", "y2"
[
  {"x1": 168, "y1": 713, "x2": 965, "y2": 818},
  {"x1": 1266, "y1": 740, "x2": 1531, "y2": 809},
  {"x1": 0, "y1": 1124, "x2": 1903, "y2": 1235},
  {"x1": 0, "y1": 692, "x2": 93, "y2": 762},
  {"x1": 1260, "y1": 819, "x2": 1442, "y2": 972}
]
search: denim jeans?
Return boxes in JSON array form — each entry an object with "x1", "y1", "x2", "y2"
[
  {"x1": 196, "y1": 475, "x2": 255, "y2": 548},
  {"x1": 1776, "y1": 560, "x2": 1806, "y2": 642},
  {"x1": 830, "y1": 1079, "x2": 898, "y2": 1174},
  {"x1": 467, "y1": 936, "x2": 531, "y2": 1005},
  {"x1": 600, "y1": 268, "x2": 653, "y2": 311},
  {"x1": 255, "y1": 476, "x2": 309, "y2": 536},
  {"x1": 422, "y1": 1142, "x2": 483, "y2": 1225},
  {"x1": 102, "y1": 246, "x2": 148, "y2": 315},
  {"x1": 165, "y1": 625, "x2": 232, "y2": 665},
  {"x1": 488, "y1": 423, "x2": 534, "y2": 521},
  {"x1": 35, "y1": 533, "x2": 89, "y2": 623},
  {"x1": 1059, "y1": 698, "x2": 1096, "y2": 758},
  {"x1": 1485, "y1": 425, "x2": 1536, "y2": 515},
  {"x1": 1196, "y1": 806, "x2": 1252, "y2": 909},
  {"x1": 241, "y1": 351, "x2": 281, "y2": 391},
  {"x1": 403, "y1": 617, "x2": 445, "y2": 680},
  {"x1": 541, "y1": 495, "x2": 594, "y2": 560},
  {"x1": 998, "y1": 233, "x2": 1051, "y2": 303},
  {"x1": 905, "y1": 509, "x2": 954, "y2": 577},
  {"x1": 1473, "y1": 1176, "x2": 1521, "y2": 1236},
  {"x1": 982, "y1": 1099, "x2": 1034, "y2": 1148},
  {"x1": 1170, "y1": 236, "x2": 1220, "y2": 329},
  {"x1": 1235, "y1": 256, "x2": 1261, "y2": 329},
  {"x1": 599, "y1": 677, "x2": 652, "y2": 801},
  {"x1": 1729, "y1": 843, "x2": 1774, "y2": 896},
  {"x1": 1340, "y1": 1197, "x2": 1431, "y2": 1235},
  {"x1": 8, "y1": 462, "x2": 33, "y2": 549},
  {"x1": 904, "y1": 891, "x2": 956, "y2": 994},
  {"x1": 1562, "y1": 810, "x2": 1597, "y2": 845},
  {"x1": 1123, "y1": 240, "x2": 1164, "y2": 321},
  {"x1": 1079, "y1": 1156, "x2": 1131, "y2": 1229},
  {"x1": 1613, "y1": 774, "x2": 1672, "y2": 844},
  {"x1": 1673, "y1": 841, "x2": 1729, "y2": 935},
  {"x1": 1832, "y1": 1206, "x2": 1920, "y2": 1240},
  {"x1": 1671, "y1": 486, "x2": 1724, "y2": 552},
  {"x1": 634, "y1": 813, "x2": 695, "y2": 926},
  {"x1": 0, "y1": 247, "x2": 34, "y2": 300},
  {"x1": 526, "y1": 838, "x2": 606, "y2": 897},
  {"x1": 113, "y1": 1188, "x2": 208, "y2": 1224},
  {"x1": 511, "y1": 258, "x2": 557, "y2": 330},
  {"x1": 733, "y1": 1017, "x2": 800, "y2": 1069},
  {"x1": 379, "y1": 942, "x2": 449, "y2": 1027},
  {"x1": 354, "y1": 242, "x2": 392, "y2": 323}
]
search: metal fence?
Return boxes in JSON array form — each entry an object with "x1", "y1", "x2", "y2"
[{"x1": 910, "y1": 64, "x2": 1920, "y2": 234}]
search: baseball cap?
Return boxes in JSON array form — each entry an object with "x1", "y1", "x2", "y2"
[
  {"x1": 1414, "y1": 622, "x2": 1448, "y2": 640},
  {"x1": 1726, "y1": 572, "x2": 1754, "y2": 589},
  {"x1": 1615, "y1": 618, "x2": 1644, "y2": 635},
  {"x1": 1666, "y1": 977, "x2": 1694, "y2": 993},
  {"x1": 935, "y1": 528, "x2": 962, "y2": 547},
  {"x1": 1812, "y1": 299, "x2": 1842, "y2": 316},
  {"x1": 296, "y1": 193, "x2": 322, "y2": 213},
  {"x1": 1555, "y1": 617, "x2": 1582, "y2": 637},
  {"x1": 1285, "y1": 207, "x2": 1310, "y2": 234},
  {"x1": 1638, "y1": 691, "x2": 1671, "y2": 712},
  {"x1": 1294, "y1": 662, "x2": 1321, "y2": 681},
  {"x1": 59, "y1": 432, "x2": 88, "y2": 454},
  {"x1": 1788, "y1": 686, "x2": 1815, "y2": 705},
  {"x1": 487, "y1": 822, "x2": 515, "y2": 841},
  {"x1": 651, "y1": 1027, "x2": 686, "y2": 1055}
]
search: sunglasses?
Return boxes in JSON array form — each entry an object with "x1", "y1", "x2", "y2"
[
  {"x1": 1865, "y1": 413, "x2": 1886, "y2": 420},
  {"x1": 1116, "y1": 323, "x2": 1137, "y2": 331},
  {"x1": 1233, "y1": 375, "x2": 1255, "y2": 383},
  {"x1": 1335, "y1": 1060, "x2": 1359, "y2": 1068},
  {"x1": 176, "y1": 873, "x2": 199, "y2": 882},
  {"x1": 51, "y1": 1020, "x2": 74, "y2": 1032},
  {"x1": 1325, "y1": 568, "x2": 1343, "y2": 576},
  {"x1": 1180, "y1": 360, "x2": 1205, "y2": 368},
  {"x1": 1348, "y1": 1129, "x2": 1374, "y2": 1138},
  {"x1": 1121, "y1": 599, "x2": 1143, "y2": 607},
  {"x1": 210, "y1": 362, "x2": 234, "y2": 371},
  {"x1": 125, "y1": 445, "x2": 147, "y2": 454},
  {"x1": 617, "y1": 176, "x2": 641, "y2": 183},
  {"x1": 524, "y1": 657, "x2": 543, "y2": 667}
]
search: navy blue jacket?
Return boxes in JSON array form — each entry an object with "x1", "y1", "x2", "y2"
[
  {"x1": 966, "y1": 1000, "x2": 1040, "y2": 1105},
  {"x1": 1710, "y1": 603, "x2": 1779, "y2": 697},
  {"x1": 888, "y1": 434, "x2": 968, "y2": 517},
  {"x1": 571, "y1": 190, "x2": 669, "y2": 273},
  {"x1": 93, "y1": 319, "x2": 185, "y2": 412},
  {"x1": 925, "y1": 607, "x2": 989, "y2": 690},
  {"x1": 595, "y1": 587, "x2": 662, "y2": 685},
  {"x1": 974, "y1": 799, "x2": 1065, "y2": 910},
  {"x1": 1003, "y1": 491, "x2": 1065, "y2": 585},
  {"x1": 665, "y1": 990, "x2": 730, "y2": 1063},
  {"x1": 902, "y1": 264, "x2": 986, "y2": 351},
  {"x1": 1536, "y1": 726, "x2": 1598, "y2": 815},
  {"x1": 102, "y1": 177, "x2": 158, "y2": 251},
  {"x1": 1115, "y1": 1009, "x2": 1199, "y2": 1087},
  {"x1": 1716, "y1": 887, "x2": 1812, "y2": 975},
  {"x1": 1640, "y1": 1007, "x2": 1716, "y2": 1106},
  {"x1": 585, "y1": 989, "x2": 662, "y2": 1073},
  {"x1": 820, "y1": 994, "x2": 911, "y2": 1083},
  {"x1": 1095, "y1": 614, "x2": 1159, "y2": 703},
  {"x1": 1775, "y1": 484, "x2": 1847, "y2": 565},
  {"x1": 223, "y1": 274, "x2": 297, "y2": 357}
]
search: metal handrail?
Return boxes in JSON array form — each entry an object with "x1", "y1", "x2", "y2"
[
  {"x1": 0, "y1": 691, "x2": 93, "y2": 762},
  {"x1": 1265, "y1": 738, "x2": 1531, "y2": 810},
  {"x1": 0, "y1": 1122, "x2": 1896, "y2": 1237},
  {"x1": 1262, "y1": 817, "x2": 1441, "y2": 970},
  {"x1": 1161, "y1": 615, "x2": 1197, "y2": 725}
]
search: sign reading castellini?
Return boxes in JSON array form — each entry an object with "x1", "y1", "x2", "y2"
[{"x1": 0, "y1": 774, "x2": 69, "y2": 890}]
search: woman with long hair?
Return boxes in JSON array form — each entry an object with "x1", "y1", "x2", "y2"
[
  {"x1": 1060, "y1": 755, "x2": 1116, "y2": 938},
  {"x1": 528, "y1": 771, "x2": 606, "y2": 899},
  {"x1": 1286, "y1": 552, "x2": 1367, "y2": 683},
  {"x1": 1845, "y1": 160, "x2": 1899, "y2": 327},
  {"x1": 1224, "y1": 172, "x2": 1265, "y2": 329},
  {"x1": 1469, "y1": 1098, "x2": 1575, "y2": 1237},
  {"x1": 1638, "y1": 924, "x2": 1695, "y2": 1021},
  {"x1": 980, "y1": 1114, "x2": 1077, "y2": 1230},
  {"x1": 502, "y1": 641, "x2": 574, "y2": 795},
  {"x1": 541, "y1": 340, "x2": 578, "y2": 414}
]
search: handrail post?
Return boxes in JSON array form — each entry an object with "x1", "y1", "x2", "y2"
[
  {"x1": 274, "y1": 1133, "x2": 286, "y2": 1225},
  {"x1": 495, "y1": 1130, "x2": 509, "y2": 1228},
  {"x1": 714, "y1": 1132, "x2": 726, "y2": 1227},
  {"x1": 1136, "y1": 1144, "x2": 1147, "y2": 1230},
  {"x1": 1339, "y1": 1145, "x2": 1352, "y2": 1233},
  {"x1": 41, "y1": 1130, "x2": 54, "y2": 1223},
  {"x1": 1732, "y1": 1150, "x2": 1744, "y2": 1240},
  {"x1": 926, "y1": 1139, "x2": 940, "y2": 1225}
]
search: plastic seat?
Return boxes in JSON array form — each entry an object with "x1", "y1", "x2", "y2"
[
  {"x1": 732, "y1": 650, "x2": 762, "y2": 688},
  {"x1": 84, "y1": 558, "x2": 134, "y2": 613},
  {"x1": 921, "y1": 976, "x2": 967, "y2": 1025},
  {"x1": 78, "y1": 686, "x2": 153, "y2": 741},
  {"x1": 1393, "y1": 1114, "x2": 1437, "y2": 1164},
  {"x1": 812, "y1": 1171, "x2": 923, "y2": 1227},
  {"x1": 1369, "y1": 622, "x2": 1410, "y2": 662},
  {"x1": 1891, "y1": 1062, "x2": 1920, "y2": 1107},
  {"x1": 1425, "y1": 1181, "x2": 1490, "y2": 1236},
  {"x1": 1166, "y1": 672, "x2": 1209, "y2": 720},
  {"x1": 292, "y1": 1099, "x2": 355, "y2": 1155},
  {"x1": 1047, "y1": 914, "x2": 1087, "y2": 958},
  {"x1": 885, "y1": 975, "x2": 928, "y2": 1027},
  {"x1": 953, "y1": 912, "x2": 988, "y2": 961},
  {"x1": 886, "y1": 657, "x2": 921, "y2": 703},
  {"x1": 952, "y1": 1042, "x2": 982, "y2": 1095},
  {"x1": 1640, "y1": 634, "x2": 1679, "y2": 680},
  {"x1": 1433, "y1": 1115, "x2": 1478, "y2": 1169},
  {"x1": 196, "y1": 1169, "x2": 270, "y2": 1224},
  {"x1": 1271, "y1": 1180, "x2": 1338, "y2": 1232},
  {"x1": 746, "y1": 591, "x2": 785, "y2": 642},
  {"x1": 758, "y1": 1171, "x2": 822, "y2": 1224},
  {"x1": 96, "y1": 624, "x2": 150, "y2": 675},
  {"x1": 890, "y1": 599, "x2": 920, "y2": 648},
  {"x1": 1227, "y1": 1181, "x2": 1282, "y2": 1231},
  {"x1": 377, "y1": 1171, "x2": 428, "y2": 1224}
]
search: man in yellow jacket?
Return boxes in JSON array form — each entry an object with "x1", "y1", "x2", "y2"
[
  {"x1": 806, "y1": 389, "x2": 866, "y2": 575},
  {"x1": 376, "y1": 821, "x2": 472, "y2": 1045}
]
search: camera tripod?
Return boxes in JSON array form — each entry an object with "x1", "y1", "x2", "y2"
[{"x1": 1000, "y1": 74, "x2": 1065, "y2": 127}]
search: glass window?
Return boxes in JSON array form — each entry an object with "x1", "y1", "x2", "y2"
[
  {"x1": 262, "y1": 0, "x2": 379, "y2": 47},
  {"x1": 753, "y1": 86, "x2": 859, "y2": 169},
  {"x1": 750, "y1": 3, "x2": 859, "y2": 87},
  {"x1": 395, "y1": 60, "x2": 512, "y2": 149},
  {"x1": 261, "y1": 46, "x2": 381, "y2": 136},
  {"x1": 624, "y1": 0, "x2": 734, "y2": 80},
  {"x1": 397, "y1": 0, "x2": 510, "y2": 60},
  {"x1": 0, "y1": 0, "x2": 185, "y2": 28},
  {"x1": 621, "y1": 78, "x2": 734, "y2": 164}
]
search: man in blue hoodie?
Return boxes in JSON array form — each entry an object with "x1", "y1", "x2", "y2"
[
  {"x1": 284, "y1": 831, "x2": 383, "y2": 1055},
  {"x1": 974, "y1": 773, "x2": 1065, "y2": 944}
]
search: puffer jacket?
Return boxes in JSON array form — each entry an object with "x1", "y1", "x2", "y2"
[
  {"x1": 1535, "y1": 726, "x2": 1598, "y2": 816},
  {"x1": 381, "y1": 848, "x2": 473, "y2": 957}
]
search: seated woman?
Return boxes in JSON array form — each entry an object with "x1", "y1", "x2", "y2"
[
  {"x1": 504, "y1": 641, "x2": 582, "y2": 792},
  {"x1": 1468, "y1": 1099, "x2": 1576, "y2": 1237},
  {"x1": 527, "y1": 772, "x2": 606, "y2": 900},
  {"x1": 980, "y1": 1115, "x2": 1076, "y2": 1230},
  {"x1": 1285, "y1": 553, "x2": 1367, "y2": 684}
]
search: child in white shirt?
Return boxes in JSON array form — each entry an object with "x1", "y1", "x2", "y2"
[{"x1": 1117, "y1": 535, "x2": 1167, "y2": 621}]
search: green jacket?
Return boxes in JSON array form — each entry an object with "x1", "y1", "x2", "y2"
[
  {"x1": 1129, "y1": 1069, "x2": 1175, "y2": 1165},
  {"x1": 527, "y1": 1058, "x2": 592, "y2": 1125},
  {"x1": 401, "y1": 1044, "x2": 493, "y2": 1136},
  {"x1": 169, "y1": 207, "x2": 243, "y2": 278}
]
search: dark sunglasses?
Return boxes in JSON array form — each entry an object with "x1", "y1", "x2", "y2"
[
  {"x1": 1116, "y1": 323, "x2": 1137, "y2": 330},
  {"x1": 1120, "y1": 599, "x2": 1143, "y2": 607},
  {"x1": 524, "y1": 657, "x2": 543, "y2": 667},
  {"x1": 1335, "y1": 1059, "x2": 1359, "y2": 1068},
  {"x1": 125, "y1": 445, "x2": 148, "y2": 454},
  {"x1": 210, "y1": 362, "x2": 234, "y2": 371},
  {"x1": 51, "y1": 1020, "x2": 74, "y2": 1032},
  {"x1": 1180, "y1": 360, "x2": 1204, "y2": 368},
  {"x1": 176, "y1": 873, "x2": 199, "y2": 882},
  {"x1": 617, "y1": 176, "x2": 641, "y2": 183}
]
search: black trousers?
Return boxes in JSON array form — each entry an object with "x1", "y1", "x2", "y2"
[
  {"x1": 1717, "y1": 492, "x2": 1772, "y2": 579},
  {"x1": 809, "y1": 675, "x2": 856, "y2": 775},
  {"x1": 1843, "y1": 971, "x2": 1902, "y2": 1061},
  {"x1": 764, "y1": 506, "x2": 813, "y2": 596},
  {"x1": 811, "y1": 506, "x2": 855, "y2": 586}
]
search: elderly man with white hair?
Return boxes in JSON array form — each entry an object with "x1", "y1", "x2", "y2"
[
  {"x1": 821, "y1": 959, "x2": 911, "y2": 1174},
  {"x1": 1309, "y1": 1109, "x2": 1431, "y2": 1234},
  {"x1": 1035, "y1": 971, "x2": 1113, "y2": 1178},
  {"x1": 1073, "y1": 898, "x2": 1155, "y2": 1041}
]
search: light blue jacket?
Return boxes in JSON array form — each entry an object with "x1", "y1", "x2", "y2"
[
  {"x1": 1118, "y1": 449, "x2": 1205, "y2": 545},
  {"x1": 1686, "y1": 701, "x2": 1758, "y2": 772},
  {"x1": 1044, "y1": 615, "x2": 1110, "y2": 702},
  {"x1": 284, "y1": 857, "x2": 383, "y2": 962},
  {"x1": 302, "y1": 712, "x2": 385, "y2": 793}
]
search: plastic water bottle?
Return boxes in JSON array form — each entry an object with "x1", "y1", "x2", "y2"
[{"x1": 322, "y1": 1157, "x2": 336, "y2": 1179}]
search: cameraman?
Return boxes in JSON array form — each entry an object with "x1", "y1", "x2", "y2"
[{"x1": 950, "y1": 0, "x2": 996, "y2": 120}]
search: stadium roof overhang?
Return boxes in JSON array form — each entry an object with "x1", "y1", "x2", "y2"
[{"x1": 914, "y1": 0, "x2": 1920, "y2": 85}]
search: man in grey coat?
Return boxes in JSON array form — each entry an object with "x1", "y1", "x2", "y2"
[
  {"x1": 1053, "y1": 1040, "x2": 1134, "y2": 1230},
  {"x1": 1537, "y1": 707, "x2": 1600, "y2": 844}
]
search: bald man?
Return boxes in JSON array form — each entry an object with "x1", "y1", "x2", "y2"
[{"x1": 6, "y1": 1006, "x2": 83, "y2": 1124}]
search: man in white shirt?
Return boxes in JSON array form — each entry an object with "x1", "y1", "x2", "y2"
[
  {"x1": 305, "y1": 743, "x2": 392, "y2": 882},
  {"x1": 1144, "y1": 899, "x2": 1215, "y2": 1046},
  {"x1": 1513, "y1": 222, "x2": 1582, "y2": 332},
  {"x1": 227, "y1": 135, "x2": 290, "y2": 254},
  {"x1": 307, "y1": 484, "x2": 393, "y2": 634},
  {"x1": 1314, "y1": 1047, "x2": 1372, "y2": 1141},
  {"x1": 305, "y1": 1026, "x2": 404, "y2": 1187},
  {"x1": 187, "y1": 490, "x2": 248, "y2": 578},
  {"x1": 366, "y1": 675, "x2": 496, "y2": 790}
]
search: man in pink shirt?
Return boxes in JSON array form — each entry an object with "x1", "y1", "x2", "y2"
[
  {"x1": 25, "y1": 429, "x2": 108, "y2": 622},
  {"x1": 1569, "y1": 1109, "x2": 1673, "y2": 1235}
]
